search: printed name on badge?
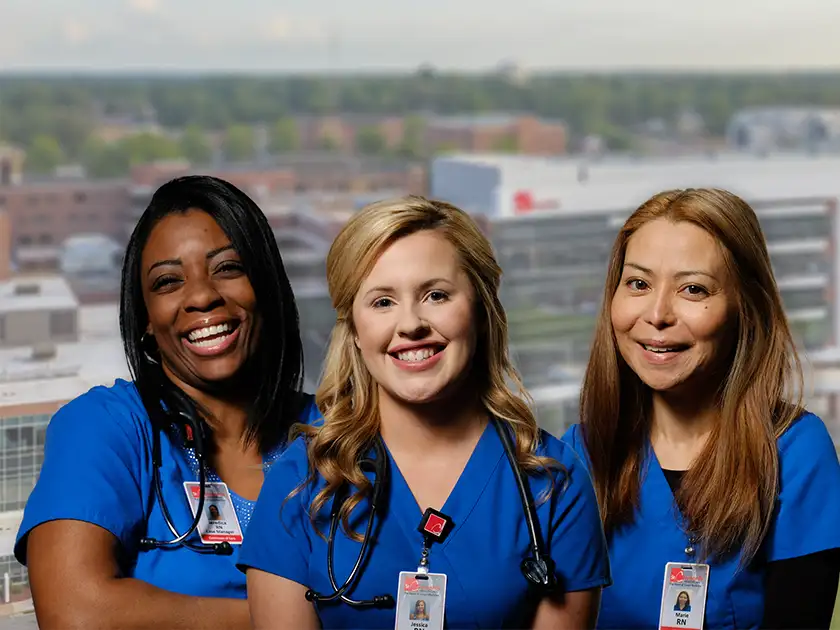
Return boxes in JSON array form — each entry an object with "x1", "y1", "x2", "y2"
[
  {"x1": 183, "y1": 481, "x2": 244, "y2": 545},
  {"x1": 658, "y1": 562, "x2": 709, "y2": 630}
]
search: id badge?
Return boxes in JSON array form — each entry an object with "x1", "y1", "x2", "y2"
[
  {"x1": 658, "y1": 562, "x2": 709, "y2": 630},
  {"x1": 183, "y1": 482, "x2": 244, "y2": 545},
  {"x1": 395, "y1": 571, "x2": 447, "y2": 630}
]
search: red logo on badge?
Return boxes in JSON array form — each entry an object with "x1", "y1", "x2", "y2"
[
  {"x1": 670, "y1": 567, "x2": 684, "y2": 583},
  {"x1": 423, "y1": 514, "x2": 446, "y2": 537},
  {"x1": 404, "y1": 577, "x2": 421, "y2": 592}
]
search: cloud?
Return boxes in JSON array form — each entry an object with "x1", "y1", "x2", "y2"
[
  {"x1": 60, "y1": 19, "x2": 91, "y2": 45},
  {"x1": 126, "y1": 0, "x2": 160, "y2": 14},
  {"x1": 259, "y1": 14, "x2": 329, "y2": 44}
]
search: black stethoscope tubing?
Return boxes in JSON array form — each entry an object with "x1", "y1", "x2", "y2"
[
  {"x1": 138, "y1": 392, "x2": 233, "y2": 556},
  {"x1": 305, "y1": 418, "x2": 556, "y2": 610}
]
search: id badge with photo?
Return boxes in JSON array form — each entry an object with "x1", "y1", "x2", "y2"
[
  {"x1": 183, "y1": 481, "x2": 244, "y2": 545},
  {"x1": 395, "y1": 571, "x2": 447, "y2": 630},
  {"x1": 658, "y1": 562, "x2": 710, "y2": 630}
]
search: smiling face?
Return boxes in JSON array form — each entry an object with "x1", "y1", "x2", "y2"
[
  {"x1": 351, "y1": 230, "x2": 478, "y2": 407},
  {"x1": 141, "y1": 209, "x2": 260, "y2": 390},
  {"x1": 610, "y1": 218, "x2": 737, "y2": 395}
]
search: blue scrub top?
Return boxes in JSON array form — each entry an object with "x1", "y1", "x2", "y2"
[
  {"x1": 238, "y1": 422, "x2": 612, "y2": 629},
  {"x1": 562, "y1": 412, "x2": 840, "y2": 629},
  {"x1": 15, "y1": 378, "x2": 321, "y2": 599}
]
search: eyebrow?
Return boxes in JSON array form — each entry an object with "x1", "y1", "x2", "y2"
[
  {"x1": 147, "y1": 244, "x2": 235, "y2": 276},
  {"x1": 624, "y1": 262, "x2": 717, "y2": 280},
  {"x1": 363, "y1": 277, "x2": 453, "y2": 298}
]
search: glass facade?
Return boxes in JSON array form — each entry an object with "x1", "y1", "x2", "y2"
[
  {"x1": 0, "y1": 554, "x2": 28, "y2": 591},
  {"x1": 1, "y1": 414, "x2": 50, "y2": 512}
]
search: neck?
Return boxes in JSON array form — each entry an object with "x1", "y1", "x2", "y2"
[
  {"x1": 378, "y1": 388, "x2": 487, "y2": 456},
  {"x1": 650, "y1": 390, "x2": 716, "y2": 469},
  {"x1": 172, "y1": 380, "x2": 252, "y2": 448}
]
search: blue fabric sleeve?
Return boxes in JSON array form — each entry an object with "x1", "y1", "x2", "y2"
[
  {"x1": 560, "y1": 423, "x2": 590, "y2": 469},
  {"x1": 298, "y1": 394, "x2": 323, "y2": 426},
  {"x1": 766, "y1": 412, "x2": 840, "y2": 562},
  {"x1": 237, "y1": 436, "x2": 313, "y2": 586},
  {"x1": 546, "y1": 437, "x2": 612, "y2": 592},
  {"x1": 14, "y1": 387, "x2": 147, "y2": 565}
]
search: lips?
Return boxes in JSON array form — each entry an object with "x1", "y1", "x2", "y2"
[{"x1": 181, "y1": 319, "x2": 242, "y2": 356}]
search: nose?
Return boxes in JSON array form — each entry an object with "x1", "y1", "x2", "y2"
[
  {"x1": 643, "y1": 290, "x2": 677, "y2": 330},
  {"x1": 395, "y1": 302, "x2": 430, "y2": 339},
  {"x1": 183, "y1": 274, "x2": 225, "y2": 313}
]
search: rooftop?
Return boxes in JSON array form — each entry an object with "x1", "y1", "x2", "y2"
[
  {"x1": 0, "y1": 303, "x2": 127, "y2": 411},
  {"x1": 434, "y1": 151, "x2": 840, "y2": 220},
  {"x1": 0, "y1": 276, "x2": 78, "y2": 314}
]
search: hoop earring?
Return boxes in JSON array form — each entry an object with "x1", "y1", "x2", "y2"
[{"x1": 141, "y1": 333, "x2": 160, "y2": 365}]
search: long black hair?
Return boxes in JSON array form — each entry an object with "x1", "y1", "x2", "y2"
[{"x1": 120, "y1": 174, "x2": 305, "y2": 452}]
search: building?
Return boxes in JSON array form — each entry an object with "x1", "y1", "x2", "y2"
[
  {"x1": 424, "y1": 114, "x2": 567, "y2": 156},
  {"x1": 430, "y1": 152, "x2": 840, "y2": 392},
  {"x1": 727, "y1": 107, "x2": 840, "y2": 153},
  {"x1": 2, "y1": 178, "x2": 131, "y2": 272},
  {"x1": 0, "y1": 276, "x2": 128, "y2": 594}
]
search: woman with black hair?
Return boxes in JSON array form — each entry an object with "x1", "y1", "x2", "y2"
[{"x1": 14, "y1": 175, "x2": 320, "y2": 629}]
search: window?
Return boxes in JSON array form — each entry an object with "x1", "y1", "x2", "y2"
[{"x1": 49, "y1": 310, "x2": 76, "y2": 336}]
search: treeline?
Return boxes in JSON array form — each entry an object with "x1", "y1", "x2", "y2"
[{"x1": 4, "y1": 72, "x2": 840, "y2": 176}]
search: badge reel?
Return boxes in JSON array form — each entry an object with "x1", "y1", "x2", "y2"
[
  {"x1": 395, "y1": 508, "x2": 452, "y2": 630},
  {"x1": 658, "y1": 561, "x2": 710, "y2": 630}
]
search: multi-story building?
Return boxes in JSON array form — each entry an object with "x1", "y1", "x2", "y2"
[
  {"x1": 1, "y1": 178, "x2": 130, "y2": 272},
  {"x1": 0, "y1": 277, "x2": 128, "y2": 595},
  {"x1": 430, "y1": 152, "x2": 840, "y2": 430}
]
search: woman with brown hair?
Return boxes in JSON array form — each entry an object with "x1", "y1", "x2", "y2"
[
  {"x1": 238, "y1": 196, "x2": 611, "y2": 628},
  {"x1": 563, "y1": 188, "x2": 840, "y2": 628}
]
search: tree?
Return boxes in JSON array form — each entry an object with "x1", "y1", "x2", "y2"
[
  {"x1": 80, "y1": 137, "x2": 130, "y2": 178},
  {"x1": 121, "y1": 132, "x2": 182, "y2": 164},
  {"x1": 491, "y1": 133, "x2": 519, "y2": 153},
  {"x1": 397, "y1": 115, "x2": 426, "y2": 158},
  {"x1": 269, "y1": 117, "x2": 299, "y2": 153},
  {"x1": 318, "y1": 134, "x2": 340, "y2": 151},
  {"x1": 223, "y1": 124, "x2": 255, "y2": 161},
  {"x1": 25, "y1": 134, "x2": 65, "y2": 174},
  {"x1": 356, "y1": 126, "x2": 386, "y2": 155},
  {"x1": 180, "y1": 125, "x2": 212, "y2": 164}
]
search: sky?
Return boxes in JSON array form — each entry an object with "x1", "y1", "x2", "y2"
[{"x1": 2, "y1": 0, "x2": 840, "y2": 73}]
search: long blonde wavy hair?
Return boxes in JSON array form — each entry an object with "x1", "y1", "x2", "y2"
[
  {"x1": 580, "y1": 188, "x2": 804, "y2": 564},
  {"x1": 290, "y1": 195, "x2": 557, "y2": 540}
]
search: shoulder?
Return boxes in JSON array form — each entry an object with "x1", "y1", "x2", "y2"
[
  {"x1": 50, "y1": 378, "x2": 151, "y2": 441},
  {"x1": 295, "y1": 392, "x2": 323, "y2": 426},
  {"x1": 264, "y1": 433, "x2": 315, "y2": 493},
  {"x1": 558, "y1": 423, "x2": 592, "y2": 470},
  {"x1": 777, "y1": 410, "x2": 835, "y2": 458},
  {"x1": 774, "y1": 410, "x2": 839, "y2": 489},
  {"x1": 534, "y1": 428, "x2": 595, "y2": 493}
]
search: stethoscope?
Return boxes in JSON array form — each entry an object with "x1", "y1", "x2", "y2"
[
  {"x1": 137, "y1": 387, "x2": 233, "y2": 556},
  {"x1": 304, "y1": 418, "x2": 558, "y2": 609}
]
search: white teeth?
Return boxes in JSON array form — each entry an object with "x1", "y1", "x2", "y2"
[
  {"x1": 396, "y1": 347, "x2": 439, "y2": 362},
  {"x1": 643, "y1": 344, "x2": 681, "y2": 353},
  {"x1": 188, "y1": 323, "x2": 231, "y2": 342}
]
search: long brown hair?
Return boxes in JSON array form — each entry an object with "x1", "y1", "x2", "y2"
[
  {"x1": 580, "y1": 188, "x2": 804, "y2": 563},
  {"x1": 291, "y1": 195, "x2": 557, "y2": 540}
]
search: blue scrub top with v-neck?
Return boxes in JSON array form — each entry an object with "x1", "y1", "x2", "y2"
[
  {"x1": 15, "y1": 378, "x2": 321, "y2": 599},
  {"x1": 562, "y1": 412, "x2": 840, "y2": 629},
  {"x1": 238, "y1": 422, "x2": 612, "y2": 628}
]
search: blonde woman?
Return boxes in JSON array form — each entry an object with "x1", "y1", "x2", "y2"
[
  {"x1": 564, "y1": 189, "x2": 840, "y2": 628},
  {"x1": 238, "y1": 196, "x2": 611, "y2": 629}
]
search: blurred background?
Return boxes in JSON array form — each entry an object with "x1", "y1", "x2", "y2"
[{"x1": 3, "y1": 0, "x2": 840, "y2": 624}]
